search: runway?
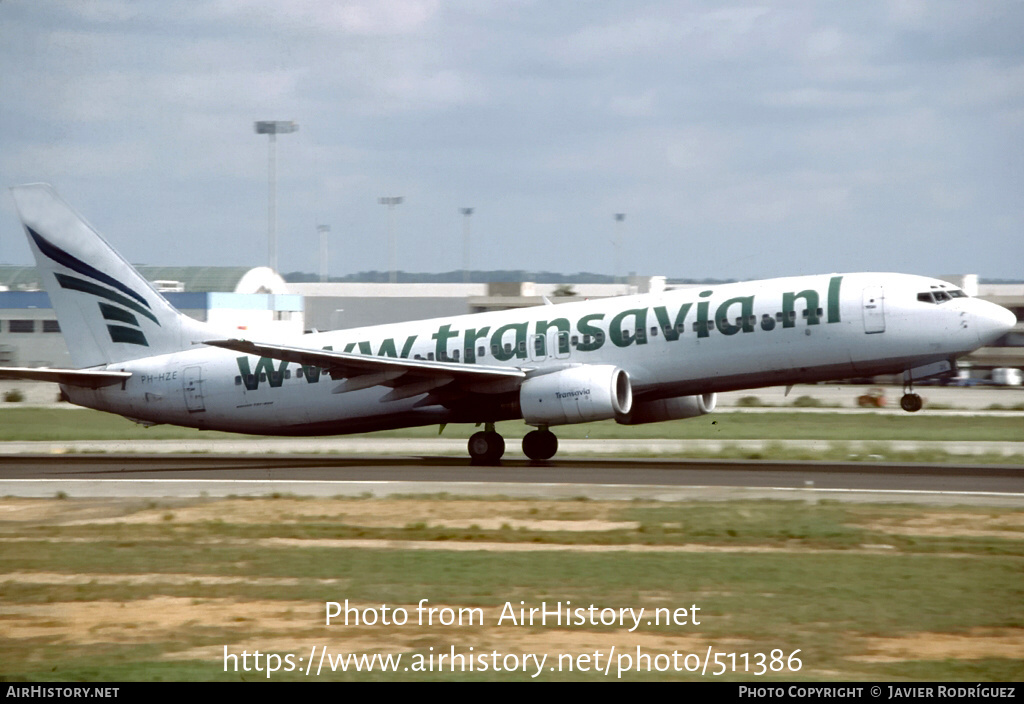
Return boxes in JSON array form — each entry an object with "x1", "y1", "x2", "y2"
[{"x1": 1, "y1": 454, "x2": 1022, "y2": 505}]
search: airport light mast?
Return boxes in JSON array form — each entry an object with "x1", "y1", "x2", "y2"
[
  {"x1": 461, "y1": 207, "x2": 474, "y2": 283},
  {"x1": 614, "y1": 213, "x2": 625, "y2": 291},
  {"x1": 318, "y1": 224, "x2": 330, "y2": 283},
  {"x1": 379, "y1": 196, "x2": 404, "y2": 284},
  {"x1": 254, "y1": 120, "x2": 298, "y2": 273}
]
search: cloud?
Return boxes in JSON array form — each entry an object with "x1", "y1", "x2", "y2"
[
  {"x1": 1, "y1": 1, "x2": 1021, "y2": 277},
  {"x1": 207, "y1": 0, "x2": 440, "y2": 36},
  {"x1": 10, "y1": 141, "x2": 153, "y2": 180}
]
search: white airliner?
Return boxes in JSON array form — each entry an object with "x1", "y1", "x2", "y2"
[{"x1": 1, "y1": 184, "x2": 1017, "y2": 462}]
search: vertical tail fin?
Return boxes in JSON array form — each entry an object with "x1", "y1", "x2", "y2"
[{"x1": 11, "y1": 184, "x2": 217, "y2": 368}]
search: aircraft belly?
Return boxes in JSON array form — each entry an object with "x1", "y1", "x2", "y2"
[{"x1": 207, "y1": 381, "x2": 438, "y2": 435}]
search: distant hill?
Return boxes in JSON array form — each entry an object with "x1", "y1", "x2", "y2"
[{"x1": 282, "y1": 269, "x2": 737, "y2": 285}]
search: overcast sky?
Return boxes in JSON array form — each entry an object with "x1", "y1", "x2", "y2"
[{"x1": 1, "y1": 1, "x2": 1022, "y2": 281}]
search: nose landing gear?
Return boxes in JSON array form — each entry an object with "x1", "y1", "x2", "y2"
[
  {"x1": 900, "y1": 377, "x2": 923, "y2": 413},
  {"x1": 899, "y1": 393, "x2": 923, "y2": 412}
]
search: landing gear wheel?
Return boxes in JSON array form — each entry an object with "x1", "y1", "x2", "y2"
[
  {"x1": 522, "y1": 429, "x2": 558, "y2": 461},
  {"x1": 900, "y1": 393, "x2": 923, "y2": 413},
  {"x1": 468, "y1": 431, "x2": 505, "y2": 465}
]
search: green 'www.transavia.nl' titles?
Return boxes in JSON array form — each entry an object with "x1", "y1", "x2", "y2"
[{"x1": 236, "y1": 276, "x2": 844, "y2": 389}]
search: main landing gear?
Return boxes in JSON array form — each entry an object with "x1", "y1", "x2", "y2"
[
  {"x1": 468, "y1": 423, "x2": 505, "y2": 465},
  {"x1": 522, "y1": 427, "x2": 558, "y2": 461},
  {"x1": 467, "y1": 424, "x2": 560, "y2": 464}
]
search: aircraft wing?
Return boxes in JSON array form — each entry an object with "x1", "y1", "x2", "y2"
[
  {"x1": 0, "y1": 367, "x2": 131, "y2": 389},
  {"x1": 203, "y1": 339, "x2": 527, "y2": 386}
]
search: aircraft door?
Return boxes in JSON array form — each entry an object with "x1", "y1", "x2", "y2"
[
  {"x1": 862, "y1": 286, "x2": 885, "y2": 334},
  {"x1": 551, "y1": 330, "x2": 570, "y2": 359},
  {"x1": 529, "y1": 331, "x2": 571, "y2": 361},
  {"x1": 183, "y1": 366, "x2": 206, "y2": 413}
]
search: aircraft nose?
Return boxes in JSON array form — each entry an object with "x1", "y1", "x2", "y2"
[{"x1": 975, "y1": 301, "x2": 1017, "y2": 345}]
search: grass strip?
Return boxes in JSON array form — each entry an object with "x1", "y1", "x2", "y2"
[{"x1": 2, "y1": 496, "x2": 1021, "y2": 681}]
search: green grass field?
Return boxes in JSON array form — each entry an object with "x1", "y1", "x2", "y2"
[
  {"x1": 0, "y1": 406, "x2": 1021, "y2": 443},
  {"x1": 1, "y1": 406, "x2": 1021, "y2": 464}
]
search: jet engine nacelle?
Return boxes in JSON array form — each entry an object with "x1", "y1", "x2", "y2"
[
  {"x1": 615, "y1": 392, "x2": 717, "y2": 425},
  {"x1": 520, "y1": 365, "x2": 632, "y2": 426}
]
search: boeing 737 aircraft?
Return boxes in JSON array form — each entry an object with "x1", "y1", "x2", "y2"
[{"x1": 1, "y1": 184, "x2": 1017, "y2": 463}]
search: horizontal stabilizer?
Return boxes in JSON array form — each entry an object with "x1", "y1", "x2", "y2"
[{"x1": 0, "y1": 366, "x2": 131, "y2": 389}]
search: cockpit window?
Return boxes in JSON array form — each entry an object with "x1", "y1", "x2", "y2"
[{"x1": 918, "y1": 288, "x2": 967, "y2": 304}]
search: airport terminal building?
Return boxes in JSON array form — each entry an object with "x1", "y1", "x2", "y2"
[
  {"x1": 0, "y1": 265, "x2": 302, "y2": 369},
  {"x1": 1, "y1": 267, "x2": 1021, "y2": 381}
]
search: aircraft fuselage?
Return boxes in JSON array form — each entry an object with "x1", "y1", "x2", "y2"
[{"x1": 65, "y1": 272, "x2": 1008, "y2": 436}]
